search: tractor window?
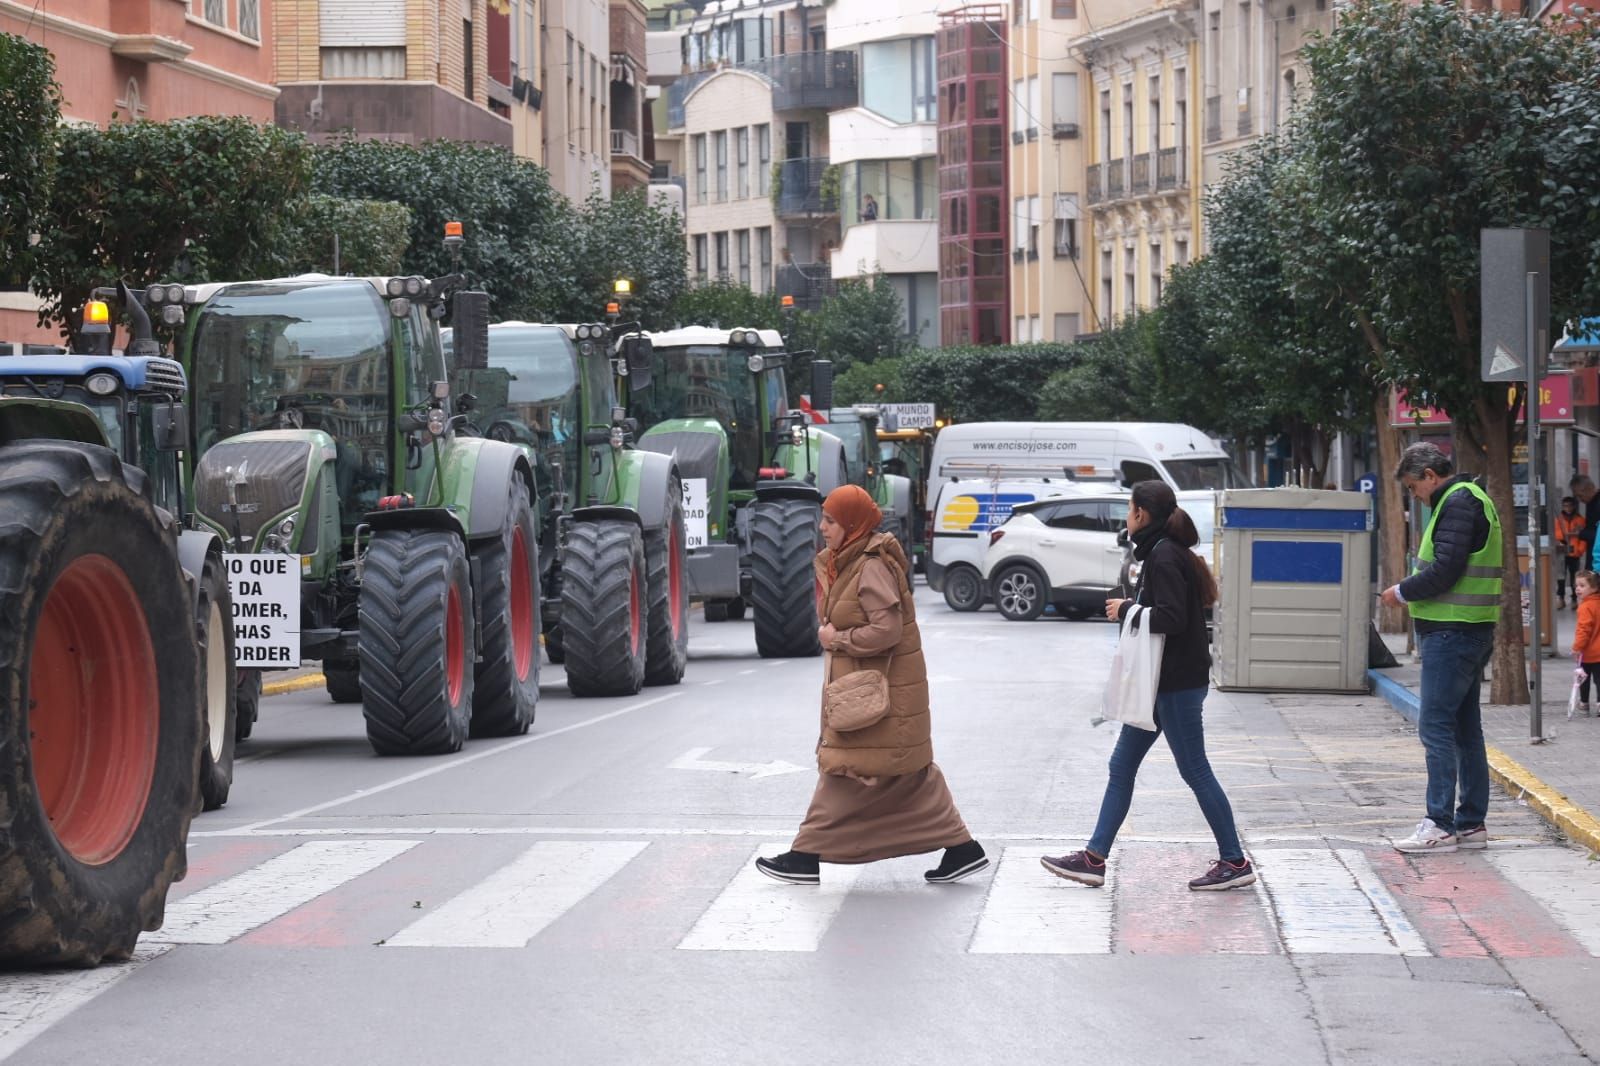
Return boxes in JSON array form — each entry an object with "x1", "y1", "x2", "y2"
[
  {"x1": 827, "y1": 419, "x2": 867, "y2": 485},
  {"x1": 189, "y1": 280, "x2": 393, "y2": 524},
  {"x1": 400, "y1": 302, "x2": 447, "y2": 406},
  {"x1": 482, "y1": 326, "x2": 580, "y2": 445},
  {"x1": 634, "y1": 345, "x2": 762, "y2": 488}
]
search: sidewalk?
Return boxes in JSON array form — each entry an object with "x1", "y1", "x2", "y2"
[{"x1": 1367, "y1": 604, "x2": 1600, "y2": 856}]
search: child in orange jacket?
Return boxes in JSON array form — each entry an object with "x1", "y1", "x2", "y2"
[
  {"x1": 1555, "y1": 497, "x2": 1588, "y2": 608},
  {"x1": 1572, "y1": 570, "x2": 1600, "y2": 716}
]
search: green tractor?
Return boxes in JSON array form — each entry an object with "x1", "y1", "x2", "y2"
[
  {"x1": 0, "y1": 299, "x2": 206, "y2": 964},
  {"x1": 629, "y1": 327, "x2": 846, "y2": 658},
  {"x1": 163, "y1": 267, "x2": 542, "y2": 756},
  {"x1": 816, "y1": 404, "x2": 913, "y2": 557},
  {"x1": 446, "y1": 320, "x2": 689, "y2": 696}
]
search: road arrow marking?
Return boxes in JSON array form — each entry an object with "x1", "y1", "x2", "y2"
[{"x1": 670, "y1": 747, "x2": 808, "y2": 779}]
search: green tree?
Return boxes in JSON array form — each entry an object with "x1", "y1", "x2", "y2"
[
  {"x1": 1281, "y1": 0, "x2": 1600, "y2": 701},
  {"x1": 567, "y1": 190, "x2": 688, "y2": 327},
  {"x1": 0, "y1": 33, "x2": 62, "y2": 289},
  {"x1": 833, "y1": 355, "x2": 904, "y2": 405},
  {"x1": 31, "y1": 117, "x2": 312, "y2": 340},
  {"x1": 270, "y1": 195, "x2": 413, "y2": 278},
  {"x1": 899, "y1": 344, "x2": 1078, "y2": 423},
  {"x1": 665, "y1": 280, "x2": 783, "y2": 330},
  {"x1": 1037, "y1": 314, "x2": 1160, "y2": 423}
]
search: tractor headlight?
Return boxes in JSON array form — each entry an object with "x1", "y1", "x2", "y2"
[
  {"x1": 747, "y1": 354, "x2": 766, "y2": 373},
  {"x1": 385, "y1": 278, "x2": 406, "y2": 298},
  {"x1": 161, "y1": 304, "x2": 185, "y2": 325},
  {"x1": 85, "y1": 372, "x2": 118, "y2": 396},
  {"x1": 388, "y1": 297, "x2": 412, "y2": 319},
  {"x1": 278, "y1": 517, "x2": 297, "y2": 537},
  {"x1": 790, "y1": 424, "x2": 805, "y2": 446},
  {"x1": 575, "y1": 324, "x2": 592, "y2": 340},
  {"x1": 404, "y1": 276, "x2": 425, "y2": 297},
  {"x1": 428, "y1": 409, "x2": 448, "y2": 436}
]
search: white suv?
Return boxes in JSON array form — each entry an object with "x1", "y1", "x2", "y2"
[{"x1": 979, "y1": 494, "x2": 1131, "y2": 621}]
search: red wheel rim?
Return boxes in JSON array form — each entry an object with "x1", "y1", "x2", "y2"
[
  {"x1": 30, "y1": 555, "x2": 159, "y2": 866},
  {"x1": 510, "y1": 525, "x2": 534, "y2": 682},
  {"x1": 446, "y1": 583, "x2": 465, "y2": 705},
  {"x1": 630, "y1": 564, "x2": 642, "y2": 655},
  {"x1": 668, "y1": 523, "x2": 684, "y2": 639}
]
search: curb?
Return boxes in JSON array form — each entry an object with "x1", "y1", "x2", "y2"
[
  {"x1": 262, "y1": 672, "x2": 326, "y2": 697},
  {"x1": 1367, "y1": 667, "x2": 1600, "y2": 856}
]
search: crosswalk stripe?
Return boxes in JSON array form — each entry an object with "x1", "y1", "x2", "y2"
[
  {"x1": 677, "y1": 844, "x2": 863, "y2": 952},
  {"x1": 1486, "y1": 847, "x2": 1600, "y2": 955},
  {"x1": 1257, "y1": 848, "x2": 1427, "y2": 955},
  {"x1": 0, "y1": 945, "x2": 170, "y2": 1062},
  {"x1": 969, "y1": 846, "x2": 1112, "y2": 955},
  {"x1": 385, "y1": 841, "x2": 650, "y2": 948},
  {"x1": 147, "y1": 840, "x2": 420, "y2": 945}
]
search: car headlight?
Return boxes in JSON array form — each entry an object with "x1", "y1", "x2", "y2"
[{"x1": 85, "y1": 372, "x2": 119, "y2": 396}]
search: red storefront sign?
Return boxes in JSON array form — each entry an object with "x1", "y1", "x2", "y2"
[
  {"x1": 1390, "y1": 374, "x2": 1575, "y2": 428},
  {"x1": 1571, "y1": 366, "x2": 1600, "y2": 407}
]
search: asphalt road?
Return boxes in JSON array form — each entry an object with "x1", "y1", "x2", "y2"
[{"x1": 5, "y1": 589, "x2": 1600, "y2": 1065}]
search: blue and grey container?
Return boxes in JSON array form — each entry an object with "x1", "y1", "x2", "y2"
[{"x1": 1213, "y1": 488, "x2": 1374, "y2": 693}]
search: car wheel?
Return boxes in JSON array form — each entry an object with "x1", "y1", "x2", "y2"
[
  {"x1": 993, "y1": 564, "x2": 1047, "y2": 621},
  {"x1": 942, "y1": 566, "x2": 984, "y2": 612}
]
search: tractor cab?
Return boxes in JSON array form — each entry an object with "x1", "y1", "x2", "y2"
[{"x1": 815, "y1": 404, "x2": 914, "y2": 557}]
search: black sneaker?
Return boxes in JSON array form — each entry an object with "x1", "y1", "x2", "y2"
[
  {"x1": 755, "y1": 851, "x2": 820, "y2": 884},
  {"x1": 925, "y1": 840, "x2": 989, "y2": 883},
  {"x1": 1039, "y1": 850, "x2": 1106, "y2": 887},
  {"x1": 1188, "y1": 857, "x2": 1256, "y2": 891}
]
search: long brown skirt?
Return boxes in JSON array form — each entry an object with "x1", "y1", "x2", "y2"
[{"x1": 791, "y1": 763, "x2": 971, "y2": 864}]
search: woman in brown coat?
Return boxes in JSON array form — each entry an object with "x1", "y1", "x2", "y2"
[{"x1": 756, "y1": 485, "x2": 988, "y2": 885}]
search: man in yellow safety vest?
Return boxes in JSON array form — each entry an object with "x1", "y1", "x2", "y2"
[{"x1": 1380, "y1": 441, "x2": 1502, "y2": 855}]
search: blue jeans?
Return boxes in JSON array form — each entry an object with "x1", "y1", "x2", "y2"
[
  {"x1": 1087, "y1": 686, "x2": 1244, "y2": 862},
  {"x1": 1416, "y1": 628, "x2": 1495, "y2": 834}
]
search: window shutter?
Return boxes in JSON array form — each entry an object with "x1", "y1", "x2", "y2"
[{"x1": 322, "y1": 0, "x2": 406, "y2": 47}]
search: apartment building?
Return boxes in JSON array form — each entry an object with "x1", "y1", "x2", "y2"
[
  {"x1": 0, "y1": 0, "x2": 279, "y2": 344},
  {"x1": 275, "y1": 0, "x2": 509, "y2": 147},
  {"x1": 1006, "y1": 0, "x2": 1091, "y2": 344},
  {"x1": 825, "y1": 0, "x2": 941, "y2": 346},
  {"x1": 544, "y1": 0, "x2": 613, "y2": 198},
  {"x1": 663, "y1": 0, "x2": 851, "y2": 301},
  {"x1": 490, "y1": 0, "x2": 546, "y2": 166},
  {"x1": 609, "y1": 0, "x2": 652, "y2": 191},
  {"x1": 1079, "y1": 0, "x2": 1201, "y2": 324}
]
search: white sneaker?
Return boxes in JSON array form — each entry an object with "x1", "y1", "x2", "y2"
[
  {"x1": 1394, "y1": 818, "x2": 1458, "y2": 854},
  {"x1": 1456, "y1": 825, "x2": 1488, "y2": 850}
]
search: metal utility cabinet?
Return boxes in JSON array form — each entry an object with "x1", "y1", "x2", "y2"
[{"x1": 1213, "y1": 488, "x2": 1373, "y2": 693}]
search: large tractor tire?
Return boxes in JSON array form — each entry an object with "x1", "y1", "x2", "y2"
[
  {"x1": 643, "y1": 482, "x2": 690, "y2": 687},
  {"x1": 359, "y1": 529, "x2": 477, "y2": 755},
  {"x1": 196, "y1": 552, "x2": 238, "y2": 812},
  {"x1": 235, "y1": 670, "x2": 261, "y2": 742},
  {"x1": 750, "y1": 497, "x2": 822, "y2": 658},
  {"x1": 544, "y1": 624, "x2": 565, "y2": 664},
  {"x1": 560, "y1": 520, "x2": 646, "y2": 697},
  {"x1": 0, "y1": 442, "x2": 200, "y2": 966},
  {"x1": 470, "y1": 478, "x2": 540, "y2": 736},
  {"x1": 324, "y1": 658, "x2": 361, "y2": 703}
]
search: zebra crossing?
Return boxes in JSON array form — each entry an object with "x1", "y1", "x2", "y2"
[{"x1": 141, "y1": 833, "x2": 1600, "y2": 959}]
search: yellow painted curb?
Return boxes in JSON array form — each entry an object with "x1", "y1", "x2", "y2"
[
  {"x1": 262, "y1": 673, "x2": 326, "y2": 697},
  {"x1": 1487, "y1": 744, "x2": 1600, "y2": 857}
]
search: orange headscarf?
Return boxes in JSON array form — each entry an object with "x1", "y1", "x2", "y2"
[{"x1": 823, "y1": 484, "x2": 882, "y2": 585}]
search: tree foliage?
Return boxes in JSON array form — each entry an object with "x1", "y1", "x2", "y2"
[
  {"x1": 833, "y1": 355, "x2": 904, "y2": 405},
  {"x1": 1037, "y1": 315, "x2": 1159, "y2": 423},
  {"x1": 31, "y1": 117, "x2": 312, "y2": 340},
  {"x1": 666, "y1": 279, "x2": 783, "y2": 330},
  {"x1": 0, "y1": 33, "x2": 61, "y2": 289},
  {"x1": 565, "y1": 190, "x2": 688, "y2": 327},
  {"x1": 271, "y1": 195, "x2": 413, "y2": 278},
  {"x1": 899, "y1": 344, "x2": 1079, "y2": 423}
]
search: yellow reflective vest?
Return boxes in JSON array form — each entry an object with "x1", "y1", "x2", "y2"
[{"x1": 1410, "y1": 480, "x2": 1502, "y2": 625}]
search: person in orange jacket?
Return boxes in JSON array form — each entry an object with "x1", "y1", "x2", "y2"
[
  {"x1": 1555, "y1": 496, "x2": 1588, "y2": 608},
  {"x1": 1571, "y1": 570, "x2": 1600, "y2": 716}
]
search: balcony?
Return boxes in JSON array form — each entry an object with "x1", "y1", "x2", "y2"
[
  {"x1": 833, "y1": 219, "x2": 939, "y2": 279},
  {"x1": 666, "y1": 50, "x2": 858, "y2": 131},
  {"x1": 1130, "y1": 153, "x2": 1151, "y2": 195},
  {"x1": 1085, "y1": 162, "x2": 1103, "y2": 205},
  {"x1": 1156, "y1": 146, "x2": 1182, "y2": 190},
  {"x1": 1205, "y1": 95, "x2": 1222, "y2": 143},
  {"x1": 776, "y1": 262, "x2": 838, "y2": 312},
  {"x1": 776, "y1": 157, "x2": 837, "y2": 217},
  {"x1": 610, "y1": 128, "x2": 642, "y2": 160},
  {"x1": 1105, "y1": 158, "x2": 1125, "y2": 200}
]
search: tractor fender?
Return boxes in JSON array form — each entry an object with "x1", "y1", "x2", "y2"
[
  {"x1": 452, "y1": 437, "x2": 536, "y2": 540},
  {"x1": 753, "y1": 480, "x2": 822, "y2": 504},
  {"x1": 363, "y1": 505, "x2": 467, "y2": 539},
  {"x1": 627, "y1": 448, "x2": 679, "y2": 531},
  {"x1": 0, "y1": 398, "x2": 112, "y2": 450},
  {"x1": 572, "y1": 505, "x2": 643, "y2": 527},
  {"x1": 176, "y1": 527, "x2": 225, "y2": 614},
  {"x1": 886, "y1": 473, "x2": 913, "y2": 525},
  {"x1": 815, "y1": 432, "x2": 847, "y2": 497}
]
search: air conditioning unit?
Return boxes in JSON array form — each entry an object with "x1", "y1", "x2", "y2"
[{"x1": 1052, "y1": 122, "x2": 1080, "y2": 139}]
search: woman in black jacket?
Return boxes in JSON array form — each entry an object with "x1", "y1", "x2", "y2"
[{"x1": 1041, "y1": 480, "x2": 1254, "y2": 891}]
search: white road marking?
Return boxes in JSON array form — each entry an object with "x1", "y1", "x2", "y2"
[
  {"x1": 0, "y1": 945, "x2": 171, "y2": 1062},
  {"x1": 678, "y1": 844, "x2": 863, "y2": 951},
  {"x1": 970, "y1": 846, "x2": 1112, "y2": 954},
  {"x1": 1487, "y1": 847, "x2": 1600, "y2": 954},
  {"x1": 1256, "y1": 848, "x2": 1427, "y2": 955},
  {"x1": 386, "y1": 841, "x2": 649, "y2": 948},
  {"x1": 668, "y1": 747, "x2": 807, "y2": 779},
  {"x1": 700, "y1": 679, "x2": 725, "y2": 687},
  {"x1": 233, "y1": 692, "x2": 683, "y2": 832},
  {"x1": 146, "y1": 840, "x2": 419, "y2": 944},
  {"x1": 737, "y1": 669, "x2": 757, "y2": 675},
  {"x1": 768, "y1": 660, "x2": 790, "y2": 667}
]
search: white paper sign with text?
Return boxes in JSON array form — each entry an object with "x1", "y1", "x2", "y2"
[{"x1": 224, "y1": 554, "x2": 301, "y2": 667}]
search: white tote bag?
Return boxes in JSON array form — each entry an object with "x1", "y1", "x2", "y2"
[{"x1": 1095, "y1": 604, "x2": 1164, "y2": 732}]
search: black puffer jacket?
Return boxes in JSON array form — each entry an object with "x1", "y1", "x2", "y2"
[
  {"x1": 1398, "y1": 475, "x2": 1495, "y2": 636},
  {"x1": 1117, "y1": 530, "x2": 1211, "y2": 693}
]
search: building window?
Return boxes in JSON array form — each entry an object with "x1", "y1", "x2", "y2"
[
  {"x1": 861, "y1": 36, "x2": 937, "y2": 124},
  {"x1": 735, "y1": 128, "x2": 749, "y2": 199},
  {"x1": 1175, "y1": 71, "x2": 1188, "y2": 159},
  {"x1": 1027, "y1": 195, "x2": 1040, "y2": 257},
  {"x1": 1028, "y1": 76, "x2": 1041, "y2": 137},
  {"x1": 693, "y1": 134, "x2": 707, "y2": 204},
  {"x1": 1053, "y1": 193, "x2": 1079, "y2": 258},
  {"x1": 1151, "y1": 242, "x2": 1164, "y2": 303},
  {"x1": 464, "y1": 19, "x2": 475, "y2": 102},
  {"x1": 1099, "y1": 88, "x2": 1112, "y2": 161},
  {"x1": 756, "y1": 125, "x2": 771, "y2": 193},
  {"x1": 567, "y1": 34, "x2": 576, "y2": 147},
  {"x1": 1239, "y1": 2, "x2": 1253, "y2": 92},
  {"x1": 1013, "y1": 197, "x2": 1027, "y2": 254},
  {"x1": 578, "y1": 45, "x2": 587, "y2": 149},
  {"x1": 1124, "y1": 247, "x2": 1136, "y2": 313},
  {"x1": 715, "y1": 232, "x2": 730, "y2": 278},
  {"x1": 1122, "y1": 82, "x2": 1134, "y2": 161},
  {"x1": 694, "y1": 235, "x2": 708, "y2": 282},
  {"x1": 321, "y1": 47, "x2": 405, "y2": 78},
  {"x1": 1053, "y1": 312, "x2": 1079, "y2": 341},
  {"x1": 1030, "y1": 315, "x2": 1042, "y2": 342},
  {"x1": 1100, "y1": 248, "x2": 1113, "y2": 322},
  {"x1": 239, "y1": 0, "x2": 260, "y2": 39},
  {"x1": 1051, "y1": 0, "x2": 1076, "y2": 16},
  {"x1": 1012, "y1": 79, "x2": 1027, "y2": 134},
  {"x1": 203, "y1": 0, "x2": 225, "y2": 24},
  {"x1": 714, "y1": 131, "x2": 728, "y2": 202},
  {"x1": 738, "y1": 230, "x2": 752, "y2": 287},
  {"x1": 1052, "y1": 72, "x2": 1079, "y2": 130},
  {"x1": 1176, "y1": 238, "x2": 1190, "y2": 267},
  {"x1": 1148, "y1": 74, "x2": 1161, "y2": 153},
  {"x1": 758, "y1": 227, "x2": 772, "y2": 292}
]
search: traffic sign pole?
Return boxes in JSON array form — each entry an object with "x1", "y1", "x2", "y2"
[{"x1": 1527, "y1": 271, "x2": 1545, "y2": 743}]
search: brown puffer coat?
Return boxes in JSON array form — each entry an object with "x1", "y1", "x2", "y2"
[{"x1": 814, "y1": 532, "x2": 931, "y2": 778}]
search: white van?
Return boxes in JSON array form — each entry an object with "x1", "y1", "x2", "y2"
[
  {"x1": 927, "y1": 476, "x2": 1106, "y2": 611},
  {"x1": 927, "y1": 422, "x2": 1251, "y2": 504}
]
